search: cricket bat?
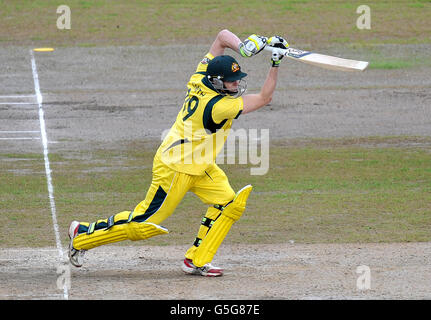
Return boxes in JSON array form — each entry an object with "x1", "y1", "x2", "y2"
[{"x1": 264, "y1": 46, "x2": 369, "y2": 72}]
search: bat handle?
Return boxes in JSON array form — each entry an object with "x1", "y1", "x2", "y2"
[{"x1": 264, "y1": 46, "x2": 288, "y2": 56}]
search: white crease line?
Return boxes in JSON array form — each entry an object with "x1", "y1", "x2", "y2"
[
  {"x1": 0, "y1": 130, "x2": 40, "y2": 140},
  {"x1": 0, "y1": 102, "x2": 38, "y2": 105},
  {"x1": 30, "y1": 49, "x2": 69, "y2": 300},
  {"x1": 0, "y1": 130, "x2": 39, "y2": 133},
  {"x1": 0, "y1": 137, "x2": 41, "y2": 140},
  {"x1": 0, "y1": 94, "x2": 36, "y2": 98},
  {"x1": 0, "y1": 248, "x2": 60, "y2": 253}
]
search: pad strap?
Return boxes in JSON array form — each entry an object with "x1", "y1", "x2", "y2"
[
  {"x1": 193, "y1": 237, "x2": 202, "y2": 247},
  {"x1": 105, "y1": 215, "x2": 115, "y2": 230},
  {"x1": 87, "y1": 222, "x2": 96, "y2": 235},
  {"x1": 127, "y1": 210, "x2": 134, "y2": 223},
  {"x1": 201, "y1": 217, "x2": 215, "y2": 228},
  {"x1": 213, "y1": 204, "x2": 224, "y2": 211}
]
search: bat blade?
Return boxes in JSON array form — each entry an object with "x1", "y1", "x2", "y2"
[
  {"x1": 265, "y1": 46, "x2": 369, "y2": 72},
  {"x1": 297, "y1": 52, "x2": 369, "y2": 71}
]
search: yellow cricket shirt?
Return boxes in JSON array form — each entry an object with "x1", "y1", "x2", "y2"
[{"x1": 156, "y1": 53, "x2": 243, "y2": 175}]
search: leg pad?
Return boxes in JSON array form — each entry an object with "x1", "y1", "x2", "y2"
[
  {"x1": 192, "y1": 185, "x2": 252, "y2": 267},
  {"x1": 73, "y1": 221, "x2": 168, "y2": 250}
]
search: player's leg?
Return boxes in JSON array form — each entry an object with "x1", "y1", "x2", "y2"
[
  {"x1": 183, "y1": 164, "x2": 252, "y2": 276},
  {"x1": 184, "y1": 165, "x2": 235, "y2": 259},
  {"x1": 69, "y1": 158, "x2": 191, "y2": 266},
  {"x1": 68, "y1": 207, "x2": 170, "y2": 267},
  {"x1": 192, "y1": 184, "x2": 252, "y2": 268}
]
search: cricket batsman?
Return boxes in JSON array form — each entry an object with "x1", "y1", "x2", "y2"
[{"x1": 68, "y1": 29, "x2": 287, "y2": 277}]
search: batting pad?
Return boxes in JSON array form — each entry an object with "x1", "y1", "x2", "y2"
[
  {"x1": 73, "y1": 221, "x2": 169, "y2": 250},
  {"x1": 192, "y1": 185, "x2": 252, "y2": 267}
]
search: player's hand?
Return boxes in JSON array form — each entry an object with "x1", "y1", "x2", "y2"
[
  {"x1": 239, "y1": 34, "x2": 267, "y2": 57},
  {"x1": 267, "y1": 35, "x2": 289, "y2": 49},
  {"x1": 268, "y1": 36, "x2": 288, "y2": 67}
]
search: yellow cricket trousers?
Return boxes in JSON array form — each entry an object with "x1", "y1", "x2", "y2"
[{"x1": 73, "y1": 153, "x2": 236, "y2": 262}]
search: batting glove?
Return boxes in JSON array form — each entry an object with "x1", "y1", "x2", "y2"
[
  {"x1": 267, "y1": 35, "x2": 288, "y2": 67},
  {"x1": 239, "y1": 34, "x2": 267, "y2": 57},
  {"x1": 267, "y1": 35, "x2": 289, "y2": 49}
]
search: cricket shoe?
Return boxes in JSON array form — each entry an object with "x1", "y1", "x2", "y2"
[
  {"x1": 68, "y1": 220, "x2": 86, "y2": 267},
  {"x1": 182, "y1": 258, "x2": 224, "y2": 277}
]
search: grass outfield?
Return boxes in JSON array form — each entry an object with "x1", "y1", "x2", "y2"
[
  {"x1": 1, "y1": 0, "x2": 430, "y2": 46},
  {"x1": 1, "y1": 136, "x2": 430, "y2": 247}
]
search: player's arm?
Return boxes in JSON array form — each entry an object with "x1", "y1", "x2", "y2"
[
  {"x1": 241, "y1": 67, "x2": 278, "y2": 114},
  {"x1": 242, "y1": 36, "x2": 288, "y2": 114},
  {"x1": 209, "y1": 29, "x2": 267, "y2": 58},
  {"x1": 209, "y1": 29, "x2": 241, "y2": 57}
]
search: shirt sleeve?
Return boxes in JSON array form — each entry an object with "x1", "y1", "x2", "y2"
[
  {"x1": 195, "y1": 52, "x2": 214, "y2": 73},
  {"x1": 212, "y1": 96, "x2": 244, "y2": 123}
]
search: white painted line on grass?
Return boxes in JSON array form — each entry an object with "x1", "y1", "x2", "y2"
[{"x1": 30, "y1": 50, "x2": 69, "y2": 300}]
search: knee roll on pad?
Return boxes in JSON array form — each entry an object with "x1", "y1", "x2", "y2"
[
  {"x1": 215, "y1": 184, "x2": 251, "y2": 222},
  {"x1": 125, "y1": 222, "x2": 169, "y2": 241},
  {"x1": 222, "y1": 203, "x2": 246, "y2": 221}
]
